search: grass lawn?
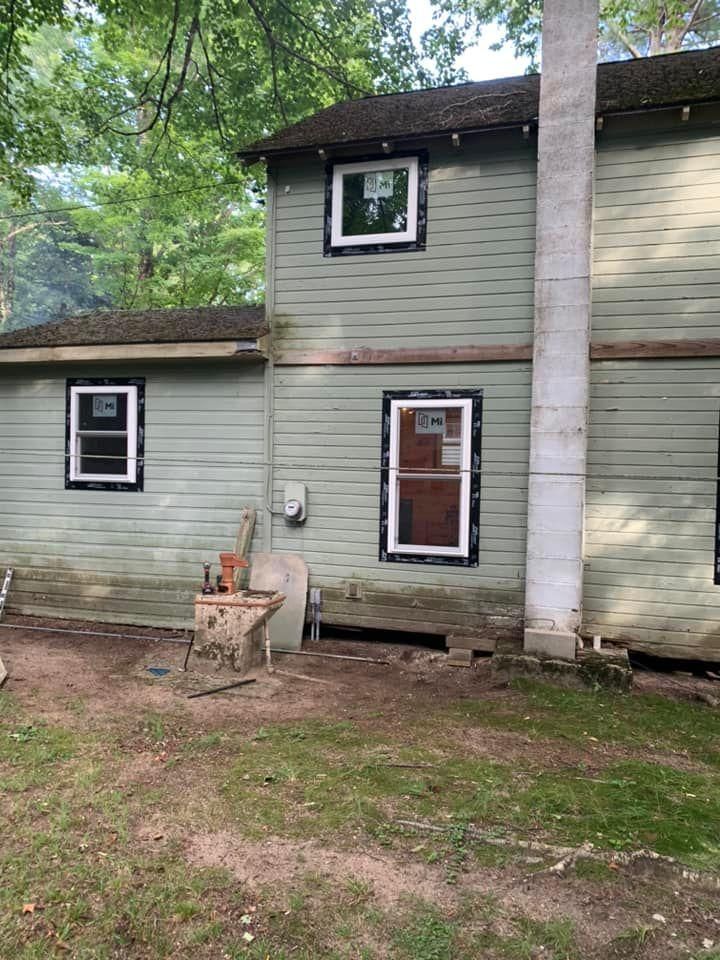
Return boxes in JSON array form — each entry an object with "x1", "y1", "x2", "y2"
[{"x1": 1, "y1": 629, "x2": 720, "y2": 958}]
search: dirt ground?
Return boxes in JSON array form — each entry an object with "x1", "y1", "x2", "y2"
[{"x1": 2, "y1": 614, "x2": 720, "y2": 959}]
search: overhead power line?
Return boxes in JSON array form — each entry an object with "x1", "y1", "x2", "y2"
[{"x1": 0, "y1": 177, "x2": 253, "y2": 222}]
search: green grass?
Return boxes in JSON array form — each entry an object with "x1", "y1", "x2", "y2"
[
  {"x1": 447, "y1": 680, "x2": 720, "y2": 766},
  {"x1": 221, "y1": 713, "x2": 720, "y2": 868},
  {"x1": 2, "y1": 679, "x2": 720, "y2": 958},
  {"x1": 222, "y1": 717, "x2": 516, "y2": 837},
  {"x1": 511, "y1": 759, "x2": 720, "y2": 864}
]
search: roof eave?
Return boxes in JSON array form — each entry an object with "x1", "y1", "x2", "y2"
[
  {"x1": 239, "y1": 92, "x2": 720, "y2": 163},
  {"x1": 237, "y1": 117, "x2": 540, "y2": 163},
  {"x1": 0, "y1": 337, "x2": 270, "y2": 364}
]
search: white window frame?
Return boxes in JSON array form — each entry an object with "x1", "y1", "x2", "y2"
[
  {"x1": 330, "y1": 156, "x2": 419, "y2": 248},
  {"x1": 68, "y1": 384, "x2": 138, "y2": 484},
  {"x1": 387, "y1": 397, "x2": 472, "y2": 559}
]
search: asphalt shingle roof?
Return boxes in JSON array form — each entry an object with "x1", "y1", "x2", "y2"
[
  {"x1": 240, "y1": 46, "x2": 720, "y2": 159},
  {"x1": 0, "y1": 306, "x2": 267, "y2": 349}
]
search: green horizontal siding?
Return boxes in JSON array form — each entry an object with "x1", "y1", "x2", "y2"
[
  {"x1": 269, "y1": 362, "x2": 530, "y2": 638},
  {"x1": 592, "y1": 128, "x2": 720, "y2": 341},
  {"x1": 271, "y1": 133, "x2": 537, "y2": 350},
  {"x1": 584, "y1": 359, "x2": 720, "y2": 658},
  {"x1": 0, "y1": 362, "x2": 266, "y2": 628}
]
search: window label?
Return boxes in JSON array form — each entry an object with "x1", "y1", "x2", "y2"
[
  {"x1": 93, "y1": 394, "x2": 117, "y2": 417},
  {"x1": 415, "y1": 410, "x2": 446, "y2": 435},
  {"x1": 363, "y1": 170, "x2": 394, "y2": 199}
]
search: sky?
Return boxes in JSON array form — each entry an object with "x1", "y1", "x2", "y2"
[{"x1": 408, "y1": 0, "x2": 532, "y2": 80}]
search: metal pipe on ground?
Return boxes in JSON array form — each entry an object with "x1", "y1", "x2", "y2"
[
  {"x1": 0, "y1": 622, "x2": 390, "y2": 663},
  {"x1": 0, "y1": 622, "x2": 189, "y2": 645},
  {"x1": 270, "y1": 648, "x2": 390, "y2": 665}
]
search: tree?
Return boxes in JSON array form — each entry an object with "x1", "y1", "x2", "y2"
[
  {"x1": 0, "y1": 0, "x2": 465, "y2": 330},
  {"x1": 0, "y1": 0, "x2": 461, "y2": 197},
  {"x1": 431, "y1": 0, "x2": 720, "y2": 67}
]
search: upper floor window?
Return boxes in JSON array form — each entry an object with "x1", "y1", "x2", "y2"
[
  {"x1": 66, "y1": 379, "x2": 145, "y2": 491},
  {"x1": 324, "y1": 153, "x2": 428, "y2": 256}
]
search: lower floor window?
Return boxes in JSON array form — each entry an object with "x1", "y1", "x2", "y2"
[
  {"x1": 66, "y1": 379, "x2": 145, "y2": 491},
  {"x1": 380, "y1": 389, "x2": 482, "y2": 565}
]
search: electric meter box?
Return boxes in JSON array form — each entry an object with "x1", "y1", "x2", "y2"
[{"x1": 283, "y1": 482, "x2": 307, "y2": 523}]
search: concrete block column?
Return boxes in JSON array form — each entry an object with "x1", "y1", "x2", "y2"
[{"x1": 524, "y1": 0, "x2": 598, "y2": 659}]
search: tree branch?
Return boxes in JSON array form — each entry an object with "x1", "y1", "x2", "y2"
[
  {"x1": 608, "y1": 22, "x2": 644, "y2": 58},
  {"x1": 244, "y1": 0, "x2": 371, "y2": 96},
  {"x1": 197, "y1": 22, "x2": 227, "y2": 144},
  {"x1": 105, "y1": 0, "x2": 182, "y2": 137},
  {"x1": 272, "y1": 0, "x2": 355, "y2": 97},
  {"x1": 150, "y1": 10, "x2": 201, "y2": 157},
  {"x1": 675, "y1": 0, "x2": 707, "y2": 45}
]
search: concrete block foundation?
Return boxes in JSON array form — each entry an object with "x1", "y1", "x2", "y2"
[
  {"x1": 524, "y1": 628, "x2": 577, "y2": 661},
  {"x1": 492, "y1": 638, "x2": 632, "y2": 692}
]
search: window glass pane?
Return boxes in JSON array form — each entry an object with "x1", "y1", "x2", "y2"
[
  {"x1": 341, "y1": 167, "x2": 409, "y2": 237},
  {"x1": 78, "y1": 392, "x2": 127, "y2": 432},
  {"x1": 79, "y1": 435, "x2": 128, "y2": 475},
  {"x1": 398, "y1": 406, "x2": 463, "y2": 474},
  {"x1": 397, "y1": 477, "x2": 461, "y2": 548}
]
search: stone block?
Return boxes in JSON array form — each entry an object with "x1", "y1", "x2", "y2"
[
  {"x1": 447, "y1": 648, "x2": 474, "y2": 667},
  {"x1": 491, "y1": 644, "x2": 632, "y2": 692},
  {"x1": 524, "y1": 628, "x2": 577, "y2": 661}
]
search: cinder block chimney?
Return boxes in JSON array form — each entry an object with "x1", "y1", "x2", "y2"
[{"x1": 523, "y1": 0, "x2": 598, "y2": 659}]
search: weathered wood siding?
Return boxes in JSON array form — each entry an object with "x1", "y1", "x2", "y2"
[
  {"x1": 0, "y1": 361, "x2": 266, "y2": 627},
  {"x1": 593, "y1": 119, "x2": 720, "y2": 342},
  {"x1": 270, "y1": 362, "x2": 529, "y2": 641},
  {"x1": 271, "y1": 131, "x2": 537, "y2": 351},
  {"x1": 585, "y1": 359, "x2": 720, "y2": 659}
]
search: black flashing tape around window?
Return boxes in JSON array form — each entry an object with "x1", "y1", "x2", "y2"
[
  {"x1": 65, "y1": 377, "x2": 145, "y2": 492},
  {"x1": 378, "y1": 388, "x2": 482, "y2": 567},
  {"x1": 715, "y1": 408, "x2": 720, "y2": 585},
  {"x1": 323, "y1": 150, "x2": 429, "y2": 258}
]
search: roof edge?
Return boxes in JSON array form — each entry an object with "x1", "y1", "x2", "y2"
[{"x1": 0, "y1": 338, "x2": 269, "y2": 364}]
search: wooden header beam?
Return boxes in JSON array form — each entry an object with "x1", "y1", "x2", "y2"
[
  {"x1": 590, "y1": 338, "x2": 720, "y2": 360},
  {"x1": 276, "y1": 338, "x2": 720, "y2": 366},
  {"x1": 3, "y1": 335, "x2": 719, "y2": 367},
  {"x1": 274, "y1": 343, "x2": 533, "y2": 366}
]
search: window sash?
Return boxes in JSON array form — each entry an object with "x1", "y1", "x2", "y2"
[
  {"x1": 69, "y1": 385, "x2": 137, "y2": 483},
  {"x1": 387, "y1": 398, "x2": 472, "y2": 557},
  {"x1": 330, "y1": 156, "x2": 419, "y2": 248}
]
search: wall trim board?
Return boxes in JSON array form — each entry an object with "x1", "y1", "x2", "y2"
[
  {"x1": 0, "y1": 338, "x2": 268, "y2": 364},
  {"x1": 3, "y1": 336, "x2": 718, "y2": 369},
  {"x1": 275, "y1": 339, "x2": 720, "y2": 367},
  {"x1": 274, "y1": 343, "x2": 534, "y2": 365},
  {"x1": 591, "y1": 339, "x2": 720, "y2": 361}
]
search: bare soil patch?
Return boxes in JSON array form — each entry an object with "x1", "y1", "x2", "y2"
[{"x1": 2, "y1": 615, "x2": 720, "y2": 959}]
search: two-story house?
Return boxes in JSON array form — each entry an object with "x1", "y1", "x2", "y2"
[{"x1": 0, "y1": 44, "x2": 719, "y2": 661}]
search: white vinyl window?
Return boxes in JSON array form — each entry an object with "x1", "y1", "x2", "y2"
[
  {"x1": 68, "y1": 384, "x2": 138, "y2": 485},
  {"x1": 330, "y1": 156, "x2": 420, "y2": 249},
  {"x1": 386, "y1": 397, "x2": 473, "y2": 559}
]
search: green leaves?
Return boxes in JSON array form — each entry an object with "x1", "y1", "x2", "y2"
[
  {"x1": 433, "y1": 0, "x2": 720, "y2": 66},
  {"x1": 0, "y1": 0, "x2": 467, "y2": 329}
]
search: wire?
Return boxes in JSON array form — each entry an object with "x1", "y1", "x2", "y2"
[
  {"x1": 0, "y1": 177, "x2": 253, "y2": 222},
  {"x1": 0, "y1": 449, "x2": 717, "y2": 483},
  {"x1": 0, "y1": 621, "x2": 189, "y2": 644}
]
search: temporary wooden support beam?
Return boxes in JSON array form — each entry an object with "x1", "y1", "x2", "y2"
[
  {"x1": 5, "y1": 335, "x2": 719, "y2": 369},
  {"x1": 274, "y1": 343, "x2": 533, "y2": 366},
  {"x1": 276, "y1": 338, "x2": 720, "y2": 367},
  {"x1": 0, "y1": 338, "x2": 268, "y2": 364}
]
